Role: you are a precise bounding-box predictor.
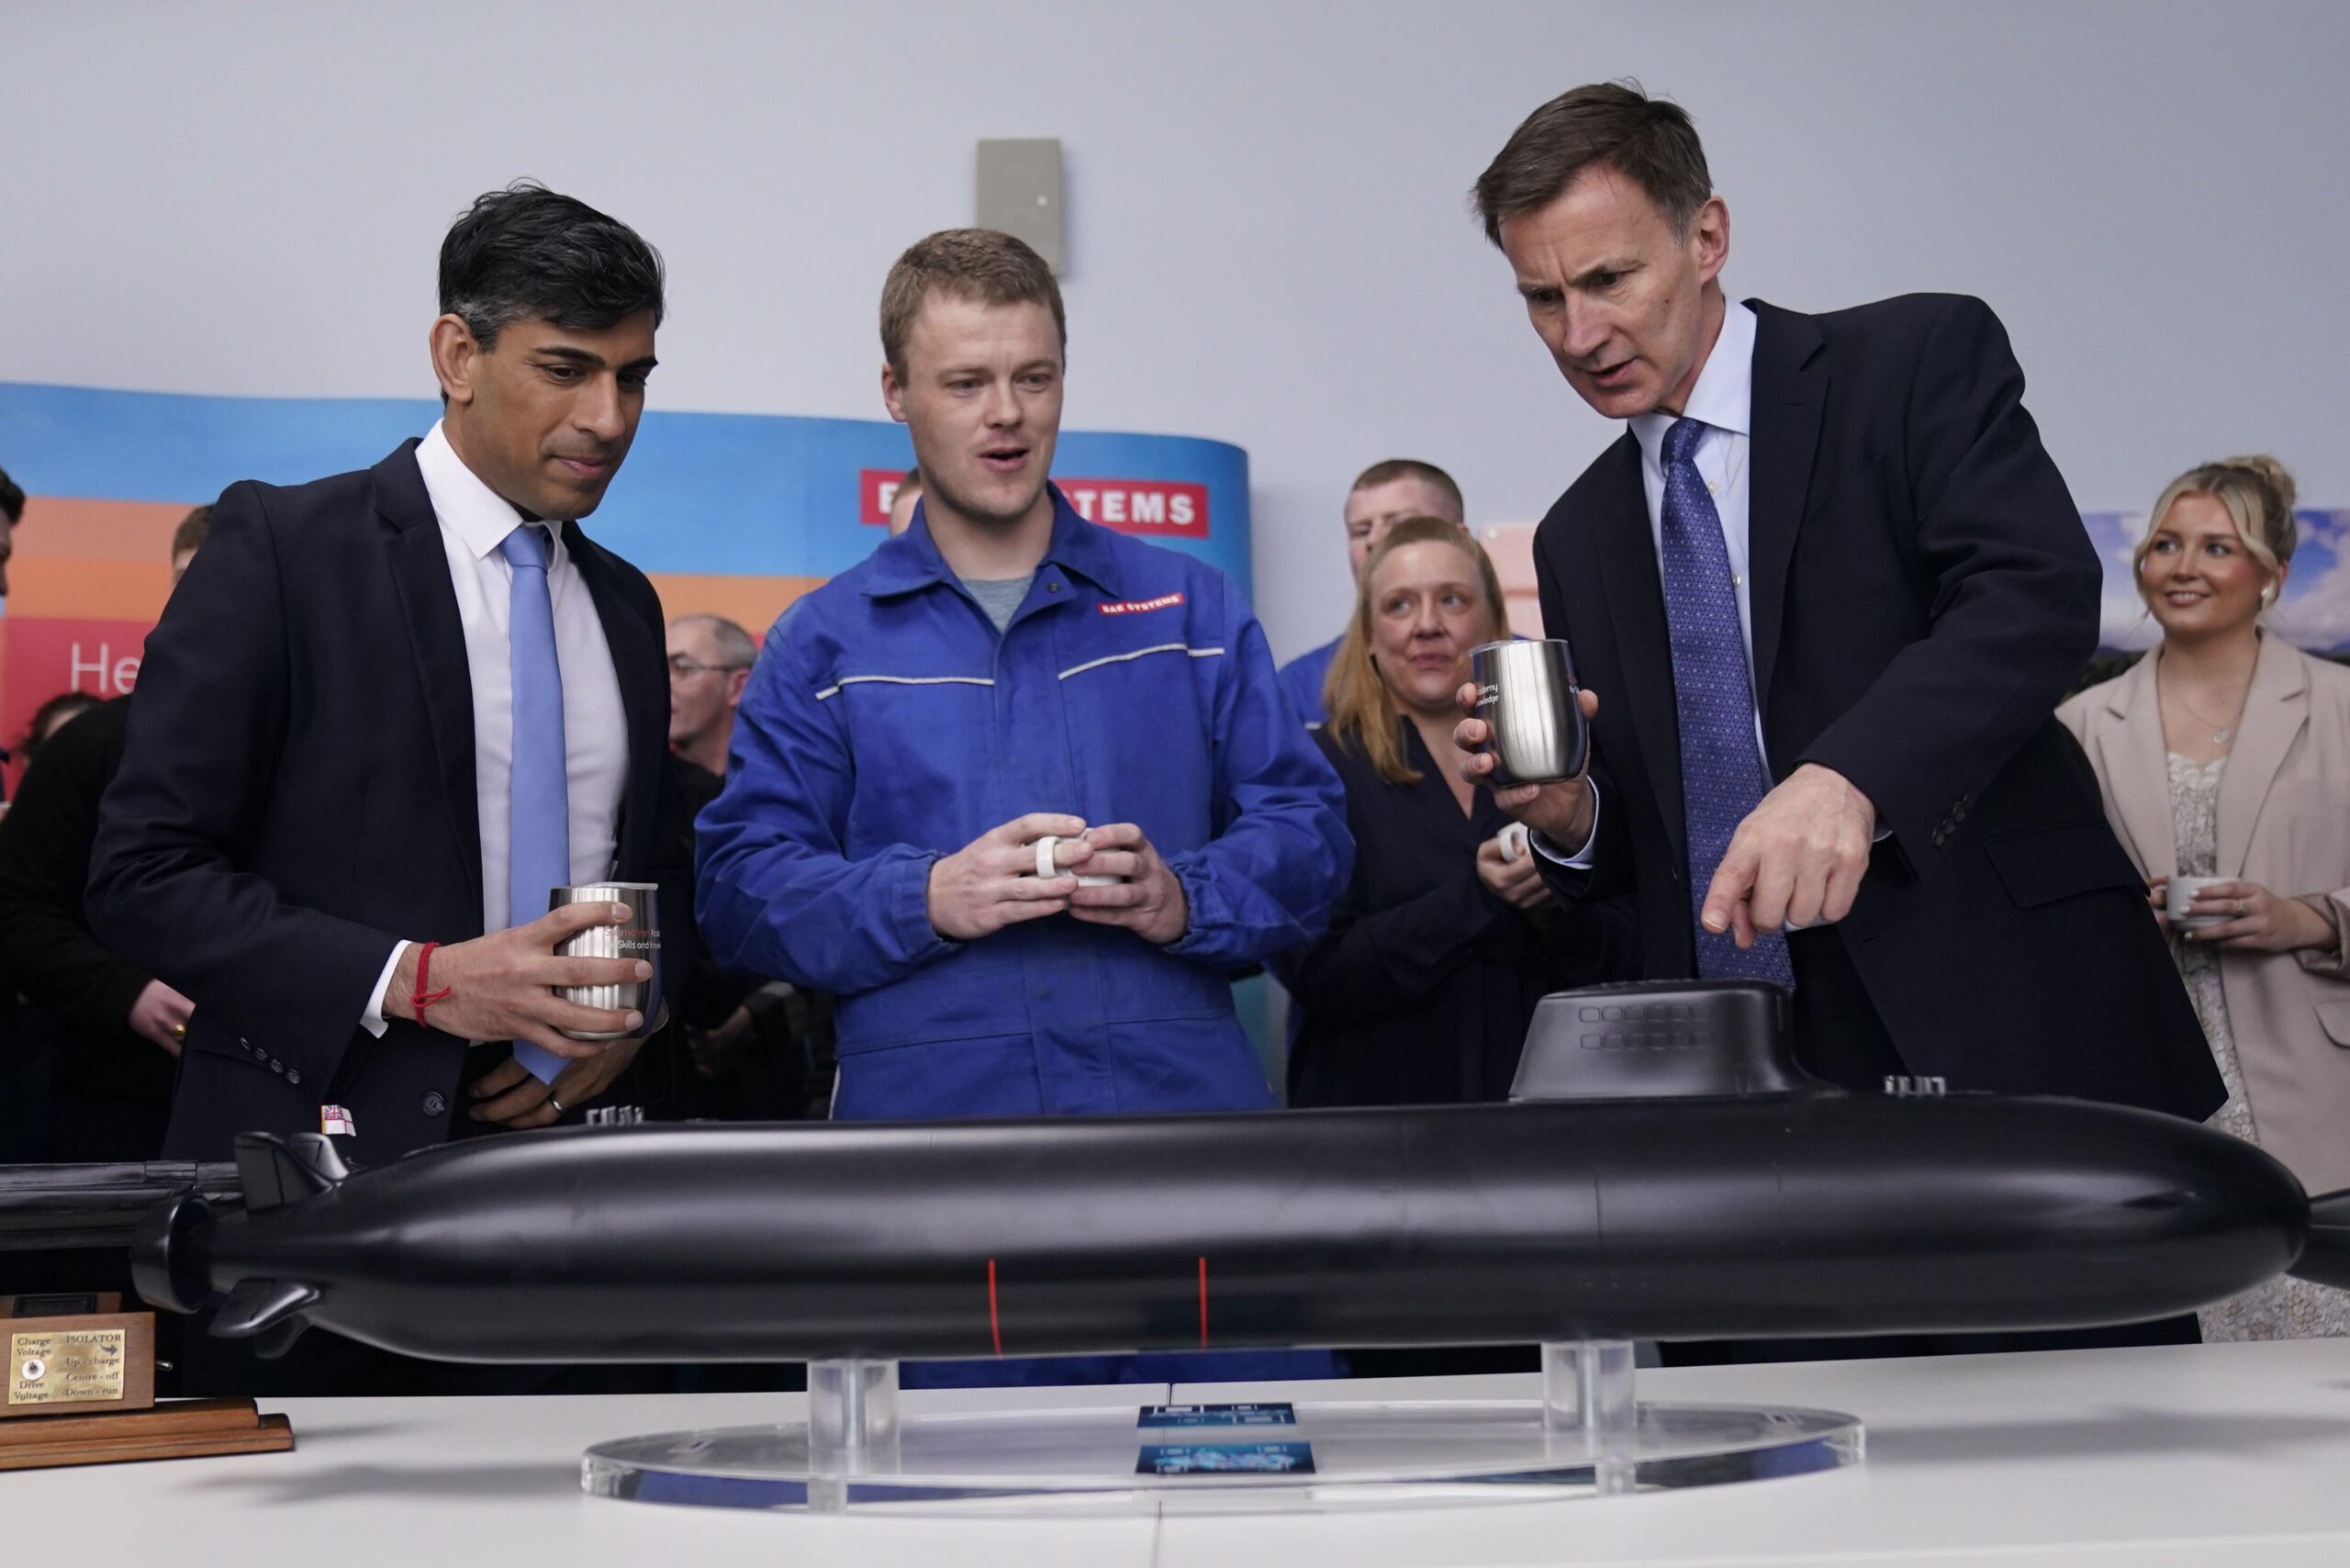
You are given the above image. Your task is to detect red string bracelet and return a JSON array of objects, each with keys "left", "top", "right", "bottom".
[{"left": 410, "top": 941, "right": 453, "bottom": 1020}]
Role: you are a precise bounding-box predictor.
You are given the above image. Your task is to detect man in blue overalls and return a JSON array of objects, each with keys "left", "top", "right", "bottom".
[{"left": 697, "top": 230, "right": 1352, "bottom": 1386}]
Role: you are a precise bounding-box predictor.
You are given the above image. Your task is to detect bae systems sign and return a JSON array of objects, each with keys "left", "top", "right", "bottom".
[{"left": 860, "top": 469, "right": 1208, "bottom": 538}]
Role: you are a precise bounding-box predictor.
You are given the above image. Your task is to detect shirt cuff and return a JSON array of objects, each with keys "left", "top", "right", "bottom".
[
  {"left": 361, "top": 941, "right": 410, "bottom": 1038},
  {"left": 1530, "top": 783, "right": 1601, "bottom": 869}
]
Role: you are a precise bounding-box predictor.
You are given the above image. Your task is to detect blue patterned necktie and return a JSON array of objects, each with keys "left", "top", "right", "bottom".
[
  {"left": 1658, "top": 418, "right": 1794, "bottom": 988},
  {"left": 501, "top": 523, "right": 571, "bottom": 1081}
]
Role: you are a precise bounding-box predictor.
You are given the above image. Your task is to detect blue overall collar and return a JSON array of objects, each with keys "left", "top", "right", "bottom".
[{"left": 864, "top": 484, "right": 1128, "bottom": 602}]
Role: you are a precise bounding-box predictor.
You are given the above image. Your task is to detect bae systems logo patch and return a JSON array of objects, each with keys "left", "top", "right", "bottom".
[
  {"left": 1098, "top": 592, "right": 1185, "bottom": 616},
  {"left": 860, "top": 471, "right": 1209, "bottom": 538}
]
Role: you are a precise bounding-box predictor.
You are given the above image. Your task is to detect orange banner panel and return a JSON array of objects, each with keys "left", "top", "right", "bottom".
[
  {"left": 10, "top": 558, "right": 173, "bottom": 622},
  {"left": 645, "top": 574, "right": 823, "bottom": 637},
  {"left": 16, "top": 498, "right": 198, "bottom": 563}
]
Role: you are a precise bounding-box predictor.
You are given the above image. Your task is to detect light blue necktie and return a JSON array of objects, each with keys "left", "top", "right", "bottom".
[
  {"left": 501, "top": 524, "right": 572, "bottom": 1082},
  {"left": 1658, "top": 419, "right": 1795, "bottom": 990}
]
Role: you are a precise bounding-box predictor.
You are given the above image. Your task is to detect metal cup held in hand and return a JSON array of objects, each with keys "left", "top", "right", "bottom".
[
  {"left": 1471, "top": 639, "right": 1588, "bottom": 788},
  {"left": 550, "top": 882, "right": 658, "bottom": 1040}
]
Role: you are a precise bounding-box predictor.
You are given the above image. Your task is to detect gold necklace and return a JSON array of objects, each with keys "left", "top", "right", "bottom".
[{"left": 2161, "top": 668, "right": 2243, "bottom": 747}]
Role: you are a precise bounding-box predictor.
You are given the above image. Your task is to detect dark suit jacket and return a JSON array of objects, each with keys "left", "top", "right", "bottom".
[
  {"left": 1536, "top": 294, "right": 2221, "bottom": 1118},
  {"left": 87, "top": 441, "right": 684, "bottom": 1163},
  {"left": 0, "top": 699, "right": 174, "bottom": 1123},
  {"left": 1280, "top": 723, "right": 1636, "bottom": 1107}
]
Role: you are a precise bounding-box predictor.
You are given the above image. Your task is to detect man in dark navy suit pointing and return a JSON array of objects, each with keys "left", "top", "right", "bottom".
[{"left": 1455, "top": 83, "right": 2219, "bottom": 1125}]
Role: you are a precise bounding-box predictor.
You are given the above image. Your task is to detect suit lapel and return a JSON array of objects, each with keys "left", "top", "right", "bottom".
[
  {"left": 2102, "top": 655, "right": 2177, "bottom": 881},
  {"left": 375, "top": 442, "right": 485, "bottom": 916},
  {"left": 1743, "top": 301, "right": 1827, "bottom": 720},
  {"left": 1588, "top": 431, "right": 1686, "bottom": 861},
  {"left": 2217, "top": 636, "right": 2309, "bottom": 878},
  {"left": 566, "top": 524, "right": 664, "bottom": 874}
]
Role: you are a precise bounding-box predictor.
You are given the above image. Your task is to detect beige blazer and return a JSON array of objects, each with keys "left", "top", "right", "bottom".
[{"left": 2058, "top": 636, "right": 2350, "bottom": 1193}]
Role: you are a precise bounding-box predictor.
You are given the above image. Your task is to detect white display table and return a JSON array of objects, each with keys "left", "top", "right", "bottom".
[{"left": 9, "top": 1339, "right": 2350, "bottom": 1566}]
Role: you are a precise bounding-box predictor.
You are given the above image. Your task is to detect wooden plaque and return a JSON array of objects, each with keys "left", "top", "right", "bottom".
[
  {"left": 4, "top": 1305, "right": 153, "bottom": 1419},
  {"left": 0, "top": 1293, "right": 294, "bottom": 1467}
]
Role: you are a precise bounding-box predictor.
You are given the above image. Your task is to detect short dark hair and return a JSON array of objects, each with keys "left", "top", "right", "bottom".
[
  {"left": 172, "top": 504, "right": 211, "bottom": 560},
  {"left": 439, "top": 182, "right": 666, "bottom": 352},
  {"left": 1350, "top": 459, "right": 1464, "bottom": 521},
  {"left": 880, "top": 229, "right": 1066, "bottom": 379},
  {"left": 0, "top": 465, "right": 23, "bottom": 525},
  {"left": 1473, "top": 82, "right": 1712, "bottom": 246},
  {"left": 18, "top": 690, "right": 99, "bottom": 766}
]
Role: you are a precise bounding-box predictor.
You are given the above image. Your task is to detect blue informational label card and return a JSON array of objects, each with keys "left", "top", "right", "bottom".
[
  {"left": 1137, "top": 1402, "right": 1298, "bottom": 1429},
  {"left": 1136, "top": 1441, "right": 1316, "bottom": 1475}
]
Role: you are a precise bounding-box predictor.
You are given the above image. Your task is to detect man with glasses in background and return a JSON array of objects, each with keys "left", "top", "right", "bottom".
[
  {"left": 666, "top": 613, "right": 756, "bottom": 778},
  {"left": 663, "top": 612, "right": 822, "bottom": 1120}
]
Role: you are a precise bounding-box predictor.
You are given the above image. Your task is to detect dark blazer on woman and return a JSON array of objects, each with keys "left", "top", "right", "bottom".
[{"left": 1280, "top": 723, "right": 1636, "bottom": 1106}]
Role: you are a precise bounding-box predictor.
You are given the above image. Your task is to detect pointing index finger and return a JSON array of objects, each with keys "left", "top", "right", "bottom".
[{"left": 1702, "top": 842, "right": 1760, "bottom": 935}]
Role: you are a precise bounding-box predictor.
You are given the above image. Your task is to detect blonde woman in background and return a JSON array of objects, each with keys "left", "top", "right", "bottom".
[
  {"left": 2058, "top": 455, "right": 2350, "bottom": 1340},
  {"left": 1277, "top": 517, "right": 1634, "bottom": 1109}
]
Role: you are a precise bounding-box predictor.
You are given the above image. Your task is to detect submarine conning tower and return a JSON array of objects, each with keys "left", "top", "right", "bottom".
[{"left": 1512, "top": 980, "right": 1819, "bottom": 1103}]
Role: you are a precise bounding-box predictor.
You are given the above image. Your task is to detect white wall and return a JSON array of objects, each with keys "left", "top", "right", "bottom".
[{"left": 6, "top": 0, "right": 2345, "bottom": 660}]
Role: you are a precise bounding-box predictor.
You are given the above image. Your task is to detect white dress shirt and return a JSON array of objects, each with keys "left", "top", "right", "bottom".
[{"left": 361, "top": 421, "right": 632, "bottom": 1033}]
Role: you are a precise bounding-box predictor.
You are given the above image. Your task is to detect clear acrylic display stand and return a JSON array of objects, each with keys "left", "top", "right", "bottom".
[{"left": 581, "top": 1341, "right": 1863, "bottom": 1513}]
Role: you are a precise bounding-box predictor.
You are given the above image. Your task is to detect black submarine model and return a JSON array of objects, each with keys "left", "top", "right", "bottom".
[{"left": 15, "top": 981, "right": 2346, "bottom": 1364}]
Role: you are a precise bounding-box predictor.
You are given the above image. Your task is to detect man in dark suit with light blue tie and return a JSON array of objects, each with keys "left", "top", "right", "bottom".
[
  {"left": 1455, "top": 84, "right": 2221, "bottom": 1126},
  {"left": 90, "top": 184, "right": 682, "bottom": 1199}
]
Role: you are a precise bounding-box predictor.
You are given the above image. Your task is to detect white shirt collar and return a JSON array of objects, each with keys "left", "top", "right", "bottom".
[
  {"left": 414, "top": 420, "right": 570, "bottom": 566},
  {"left": 1630, "top": 297, "right": 1758, "bottom": 464}
]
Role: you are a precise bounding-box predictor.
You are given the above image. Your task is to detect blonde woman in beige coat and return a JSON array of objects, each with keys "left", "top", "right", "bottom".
[{"left": 2059, "top": 455, "right": 2350, "bottom": 1341}]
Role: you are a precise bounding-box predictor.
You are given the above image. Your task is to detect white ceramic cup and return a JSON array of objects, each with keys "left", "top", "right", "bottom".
[
  {"left": 2167, "top": 875, "right": 2234, "bottom": 930},
  {"left": 1496, "top": 821, "right": 1531, "bottom": 863},
  {"left": 1035, "top": 834, "right": 1121, "bottom": 888}
]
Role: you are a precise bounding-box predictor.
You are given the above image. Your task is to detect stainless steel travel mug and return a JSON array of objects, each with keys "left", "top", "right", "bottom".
[
  {"left": 1471, "top": 639, "right": 1588, "bottom": 788},
  {"left": 550, "top": 882, "right": 659, "bottom": 1039}
]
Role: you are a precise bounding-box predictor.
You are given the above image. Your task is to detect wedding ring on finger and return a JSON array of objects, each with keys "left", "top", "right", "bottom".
[
  {"left": 546, "top": 1095, "right": 566, "bottom": 1117},
  {"left": 2238, "top": 899, "right": 2249, "bottom": 918}
]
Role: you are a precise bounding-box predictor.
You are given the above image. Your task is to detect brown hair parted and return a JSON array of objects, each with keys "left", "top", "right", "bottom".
[
  {"left": 1472, "top": 81, "right": 1713, "bottom": 246},
  {"left": 172, "top": 504, "right": 211, "bottom": 561},
  {"left": 2133, "top": 455, "right": 2300, "bottom": 595},
  {"left": 880, "top": 229, "right": 1067, "bottom": 379},
  {"left": 1324, "top": 516, "right": 1512, "bottom": 786},
  {"left": 1351, "top": 459, "right": 1465, "bottom": 522}
]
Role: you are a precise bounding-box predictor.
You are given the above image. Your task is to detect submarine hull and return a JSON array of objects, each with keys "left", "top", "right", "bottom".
[{"left": 134, "top": 1094, "right": 2306, "bottom": 1363}]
